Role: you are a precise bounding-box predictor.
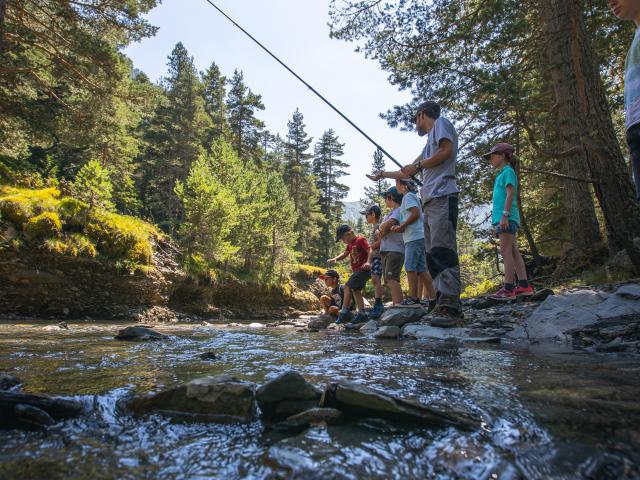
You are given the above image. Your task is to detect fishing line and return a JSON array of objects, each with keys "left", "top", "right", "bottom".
[{"left": 201, "top": 0, "right": 422, "bottom": 186}]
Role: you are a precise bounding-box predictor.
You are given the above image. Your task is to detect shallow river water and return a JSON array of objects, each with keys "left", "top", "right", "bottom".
[{"left": 1, "top": 321, "right": 639, "bottom": 479}]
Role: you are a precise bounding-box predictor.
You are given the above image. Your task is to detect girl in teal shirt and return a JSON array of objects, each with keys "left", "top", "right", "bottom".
[{"left": 484, "top": 143, "right": 533, "bottom": 300}]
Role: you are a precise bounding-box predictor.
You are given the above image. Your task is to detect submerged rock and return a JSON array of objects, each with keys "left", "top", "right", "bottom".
[
  {"left": 256, "top": 370, "right": 321, "bottom": 419},
  {"left": 114, "top": 326, "right": 168, "bottom": 341},
  {"left": 0, "top": 374, "right": 21, "bottom": 391},
  {"left": 199, "top": 351, "right": 218, "bottom": 360},
  {"left": 378, "top": 307, "right": 427, "bottom": 328},
  {"left": 373, "top": 326, "right": 402, "bottom": 339},
  {"left": 320, "top": 380, "right": 479, "bottom": 430},
  {"left": 307, "top": 314, "right": 334, "bottom": 330},
  {"left": 126, "top": 375, "right": 257, "bottom": 423},
  {"left": 0, "top": 391, "right": 84, "bottom": 430},
  {"left": 274, "top": 407, "right": 343, "bottom": 431},
  {"left": 402, "top": 324, "right": 471, "bottom": 341}
]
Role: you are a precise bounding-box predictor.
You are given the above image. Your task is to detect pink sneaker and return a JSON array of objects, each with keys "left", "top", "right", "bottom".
[
  {"left": 514, "top": 284, "right": 535, "bottom": 297},
  {"left": 490, "top": 287, "right": 516, "bottom": 301}
]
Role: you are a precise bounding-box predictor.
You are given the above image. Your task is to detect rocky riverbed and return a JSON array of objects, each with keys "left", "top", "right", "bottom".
[{"left": 1, "top": 300, "right": 640, "bottom": 479}]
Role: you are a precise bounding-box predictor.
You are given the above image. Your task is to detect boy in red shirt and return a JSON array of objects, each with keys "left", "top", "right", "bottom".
[{"left": 328, "top": 224, "right": 371, "bottom": 324}]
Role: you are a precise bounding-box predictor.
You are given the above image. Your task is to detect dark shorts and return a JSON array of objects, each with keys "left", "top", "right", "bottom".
[
  {"left": 494, "top": 221, "right": 519, "bottom": 236},
  {"left": 371, "top": 256, "right": 383, "bottom": 277},
  {"left": 626, "top": 123, "right": 640, "bottom": 200},
  {"left": 381, "top": 251, "right": 404, "bottom": 282},
  {"left": 345, "top": 270, "right": 371, "bottom": 291}
]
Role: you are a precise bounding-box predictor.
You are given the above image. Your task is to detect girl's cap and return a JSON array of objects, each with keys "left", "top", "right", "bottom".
[{"left": 483, "top": 143, "right": 514, "bottom": 159}]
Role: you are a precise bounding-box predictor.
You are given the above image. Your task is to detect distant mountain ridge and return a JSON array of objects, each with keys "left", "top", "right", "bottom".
[{"left": 342, "top": 200, "right": 364, "bottom": 224}]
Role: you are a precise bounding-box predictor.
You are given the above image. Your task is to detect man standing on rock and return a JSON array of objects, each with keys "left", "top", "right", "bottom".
[{"left": 367, "top": 101, "right": 462, "bottom": 327}]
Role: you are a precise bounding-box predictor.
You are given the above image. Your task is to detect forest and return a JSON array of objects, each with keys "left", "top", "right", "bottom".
[{"left": 1, "top": 0, "right": 639, "bottom": 292}]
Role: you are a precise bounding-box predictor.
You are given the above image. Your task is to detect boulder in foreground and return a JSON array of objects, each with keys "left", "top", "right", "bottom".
[
  {"left": 115, "top": 326, "right": 169, "bottom": 341},
  {"left": 0, "top": 391, "right": 84, "bottom": 429},
  {"left": 256, "top": 370, "right": 321, "bottom": 419},
  {"left": 378, "top": 307, "right": 427, "bottom": 328},
  {"left": 320, "top": 380, "right": 479, "bottom": 430},
  {"left": 126, "top": 375, "right": 257, "bottom": 423}
]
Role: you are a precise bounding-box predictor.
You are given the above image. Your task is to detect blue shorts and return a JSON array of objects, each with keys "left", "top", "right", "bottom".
[
  {"left": 494, "top": 221, "right": 519, "bottom": 236},
  {"left": 404, "top": 239, "right": 426, "bottom": 273},
  {"left": 371, "top": 256, "right": 382, "bottom": 277}
]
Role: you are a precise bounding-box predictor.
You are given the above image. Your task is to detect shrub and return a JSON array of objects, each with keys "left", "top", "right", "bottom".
[
  {"left": 59, "top": 197, "right": 90, "bottom": 226},
  {"left": 24, "top": 212, "right": 62, "bottom": 240},
  {"left": 44, "top": 234, "right": 97, "bottom": 258},
  {"left": 72, "top": 160, "right": 114, "bottom": 210},
  {"left": 0, "top": 186, "right": 60, "bottom": 225},
  {"left": 85, "top": 211, "right": 158, "bottom": 265}
]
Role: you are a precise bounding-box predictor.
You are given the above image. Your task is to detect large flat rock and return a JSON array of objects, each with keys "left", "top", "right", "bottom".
[
  {"left": 378, "top": 307, "right": 427, "bottom": 327},
  {"left": 402, "top": 324, "right": 471, "bottom": 340}
]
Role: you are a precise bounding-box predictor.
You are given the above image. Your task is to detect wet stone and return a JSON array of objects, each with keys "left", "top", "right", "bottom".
[
  {"left": 307, "top": 314, "right": 334, "bottom": 330},
  {"left": 373, "top": 326, "right": 402, "bottom": 339},
  {"left": 274, "top": 408, "right": 343, "bottom": 431},
  {"left": 378, "top": 307, "right": 427, "bottom": 328},
  {"left": 0, "top": 374, "right": 21, "bottom": 392},
  {"left": 256, "top": 370, "right": 321, "bottom": 420},
  {"left": 0, "top": 391, "right": 84, "bottom": 430},
  {"left": 115, "top": 326, "right": 168, "bottom": 341}
]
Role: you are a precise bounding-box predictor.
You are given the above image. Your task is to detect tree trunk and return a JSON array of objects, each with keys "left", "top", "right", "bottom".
[
  {"left": 0, "top": 0, "right": 6, "bottom": 55},
  {"left": 539, "top": 0, "right": 640, "bottom": 272}
]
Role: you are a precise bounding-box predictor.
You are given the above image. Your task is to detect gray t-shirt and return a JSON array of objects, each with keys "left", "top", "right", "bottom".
[
  {"left": 380, "top": 208, "right": 404, "bottom": 254},
  {"left": 420, "top": 116, "right": 459, "bottom": 201},
  {"left": 400, "top": 192, "right": 424, "bottom": 243},
  {"left": 369, "top": 222, "right": 381, "bottom": 258}
]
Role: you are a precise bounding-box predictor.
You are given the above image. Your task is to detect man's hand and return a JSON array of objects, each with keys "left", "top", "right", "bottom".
[
  {"left": 361, "top": 262, "right": 371, "bottom": 271},
  {"left": 391, "top": 224, "right": 405, "bottom": 233},
  {"left": 499, "top": 216, "right": 510, "bottom": 231},
  {"left": 366, "top": 172, "right": 383, "bottom": 182},
  {"left": 401, "top": 163, "right": 417, "bottom": 176},
  {"left": 327, "top": 257, "right": 336, "bottom": 265}
]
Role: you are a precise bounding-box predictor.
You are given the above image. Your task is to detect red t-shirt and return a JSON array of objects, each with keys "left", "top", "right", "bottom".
[{"left": 346, "top": 236, "right": 370, "bottom": 272}]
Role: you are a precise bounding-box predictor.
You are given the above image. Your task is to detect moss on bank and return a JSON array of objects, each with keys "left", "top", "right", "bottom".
[{"left": 0, "top": 185, "right": 160, "bottom": 267}]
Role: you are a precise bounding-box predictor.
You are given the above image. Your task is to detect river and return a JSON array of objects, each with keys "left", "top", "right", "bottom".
[{"left": 1, "top": 321, "right": 639, "bottom": 479}]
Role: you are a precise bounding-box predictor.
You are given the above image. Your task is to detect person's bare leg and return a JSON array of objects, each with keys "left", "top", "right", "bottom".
[
  {"left": 499, "top": 233, "right": 516, "bottom": 284},
  {"left": 511, "top": 237, "right": 528, "bottom": 281},
  {"left": 372, "top": 274, "right": 383, "bottom": 299},
  {"left": 418, "top": 271, "right": 436, "bottom": 299},
  {"left": 320, "top": 295, "right": 332, "bottom": 314},
  {"left": 352, "top": 290, "right": 365, "bottom": 312},
  {"left": 342, "top": 286, "right": 353, "bottom": 312},
  {"left": 328, "top": 305, "right": 340, "bottom": 316},
  {"left": 406, "top": 271, "right": 418, "bottom": 299},
  {"left": 388, "top": 279, "right": 403, "bottom": 304}
]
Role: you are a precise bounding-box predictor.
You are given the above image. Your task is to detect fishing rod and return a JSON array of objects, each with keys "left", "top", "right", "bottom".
[{"left": 202, "top": 0, "right": 422, "bottom": 186}]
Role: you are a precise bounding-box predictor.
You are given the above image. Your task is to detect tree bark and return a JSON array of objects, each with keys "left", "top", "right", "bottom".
[
  {"left": 0, "top": 0, "right": 6, "bottom": 55},
  {"left": 539, "top": 0, "right": 640, "bottom": 272}
]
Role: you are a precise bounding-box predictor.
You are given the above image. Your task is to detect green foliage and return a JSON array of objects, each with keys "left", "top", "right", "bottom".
[
  {"left": 59, "top": 198, "right": 91, "bottom": 226},
  {"left": 44, "top": 234, "right": 97, "bottom": 258},
  {"left": 362, "top": 149, "right": 391, "bottom": 207},
  {"left": 226, "top": 69, "right": 266, "bottom": 162},
  {"left": 72, "top": 160, "right": 114, "bottom": 210},
  {"left": 24, "top": 212, "right": 63, "bottom": 241},
  {"left": 0, "top": 186, "right": 60, "bottom": 224},
  {"left": 85, "top": 211, "right": 158, "bottom": 265}
]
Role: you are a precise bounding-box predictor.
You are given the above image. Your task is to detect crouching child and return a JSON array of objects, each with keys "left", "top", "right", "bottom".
[
  {"left": 328, "top": 224, "right": 371, "bottom": 324},
  {"left": 318, "top": 269, "right": 351, "bottom": 317}
]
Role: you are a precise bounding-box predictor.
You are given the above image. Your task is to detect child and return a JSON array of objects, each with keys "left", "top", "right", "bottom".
[
  {"left": 318, "top": 269, "right": 350, "bottom": 317},
  {"left": 390, "top": 179, "right": 436, "bottom": 307},
  {"left": 610, "top": 0, "right": 640, "bottom": 199},
  {"left": 376, "top": 187, "right": 405, "bottom": 305},
  {"left": 484, "top": 143, "right": 534, "bottom": 300},
  {"left": 328, "top": 224, "right": 371, "bottom": 324},
  {"left": 361, "top": 204, "right": 384, "bottom": 318}
]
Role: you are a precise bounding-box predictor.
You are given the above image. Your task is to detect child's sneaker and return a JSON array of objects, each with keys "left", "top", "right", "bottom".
[
  {"left": 490, "top": 287, "right": 516, "bottom": 301},
  {"left": 420, "top": 298, "right": 437, "bottom": 313},
  {"left": 369, "top": 303, "right": 384, "bottom": 319},
  {"left": 514, "top": 284, "right": 535, "bottom": 297},
  {"left": 335, "top": 310, "right": 353, "bottom": 325},
  {"left": 397, "top": 298, "right": 421, "bottom": 308}
]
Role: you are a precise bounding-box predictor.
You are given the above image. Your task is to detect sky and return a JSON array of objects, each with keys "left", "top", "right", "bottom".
[{"left": 124, "top": 0, "right": 425, "bottom": 202}]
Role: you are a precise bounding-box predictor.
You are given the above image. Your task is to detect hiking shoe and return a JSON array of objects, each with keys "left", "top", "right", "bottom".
[
  {"left": 514, "top": 284, "right": 535, "bottom": 297},
  {"left": 335, "top": 310, "right": 353, "bottom": 325},
  {"left": 369, "top": 303, "right": 384, "bottom": 319},
  {"left": 397, "top": 298, "right": 421, "bottom": 308},
  {"left": 353, "top": 312, "right": 369, "bottom": 324},
  {"left": 420, "top": 298, "right": 437, "bottom": 313},
  {"left": 429, "top": 306, "right": 464, "bottom": 328},
  {"left": 490, "top": 287, "right": 516, "bottom": 301}
]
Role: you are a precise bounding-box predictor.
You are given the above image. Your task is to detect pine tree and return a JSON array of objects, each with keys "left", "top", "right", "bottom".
[
  {"left": 283, "top": 109, "right": 322, "bottom": 259},
  {"left": 226, "top": 69, "right": 266, "bottom": 163},
  {"left": 362, "top": 149, "right": 390, "bottom": 207},
  {"left": 201, "top": 61, "right": 229, "bottom": 147},
  {"left": 313, "top": 129, "right": 350, "bottom": 261},
  {"left": 139, "top": 42, "right": 210, "bottom": 234},
  {"left": 72, "top": 160, "right": 114, "bottom": 211}
]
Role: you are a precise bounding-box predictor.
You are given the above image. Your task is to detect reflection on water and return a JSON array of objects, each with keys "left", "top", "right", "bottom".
[{"left": 0, "top": 321, "right": 639, "bottom": 479}]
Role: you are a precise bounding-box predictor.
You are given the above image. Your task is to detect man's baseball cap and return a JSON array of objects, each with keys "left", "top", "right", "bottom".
[
  {"left": 335, "top": 224, "right": 352, "bottom": 242},
  {"left": 360, "top": 204, "right": 382, "bottom": 217},
  {"left": 319, "top": 269, "right": 340, "bottom": 281},
  {"left": 483, "top": 143, "right": 515, "bottom": 159},
  {"left": 384, "top": 186, "right": 403, "bottom": 204}
]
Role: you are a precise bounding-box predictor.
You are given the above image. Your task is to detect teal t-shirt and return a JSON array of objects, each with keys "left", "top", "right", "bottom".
[
  {"left": 492, "top": 165, "right": 520, "bottom": 226},
  {"left": 625, "top": 27, "right": 640, "bottom": 131}
]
